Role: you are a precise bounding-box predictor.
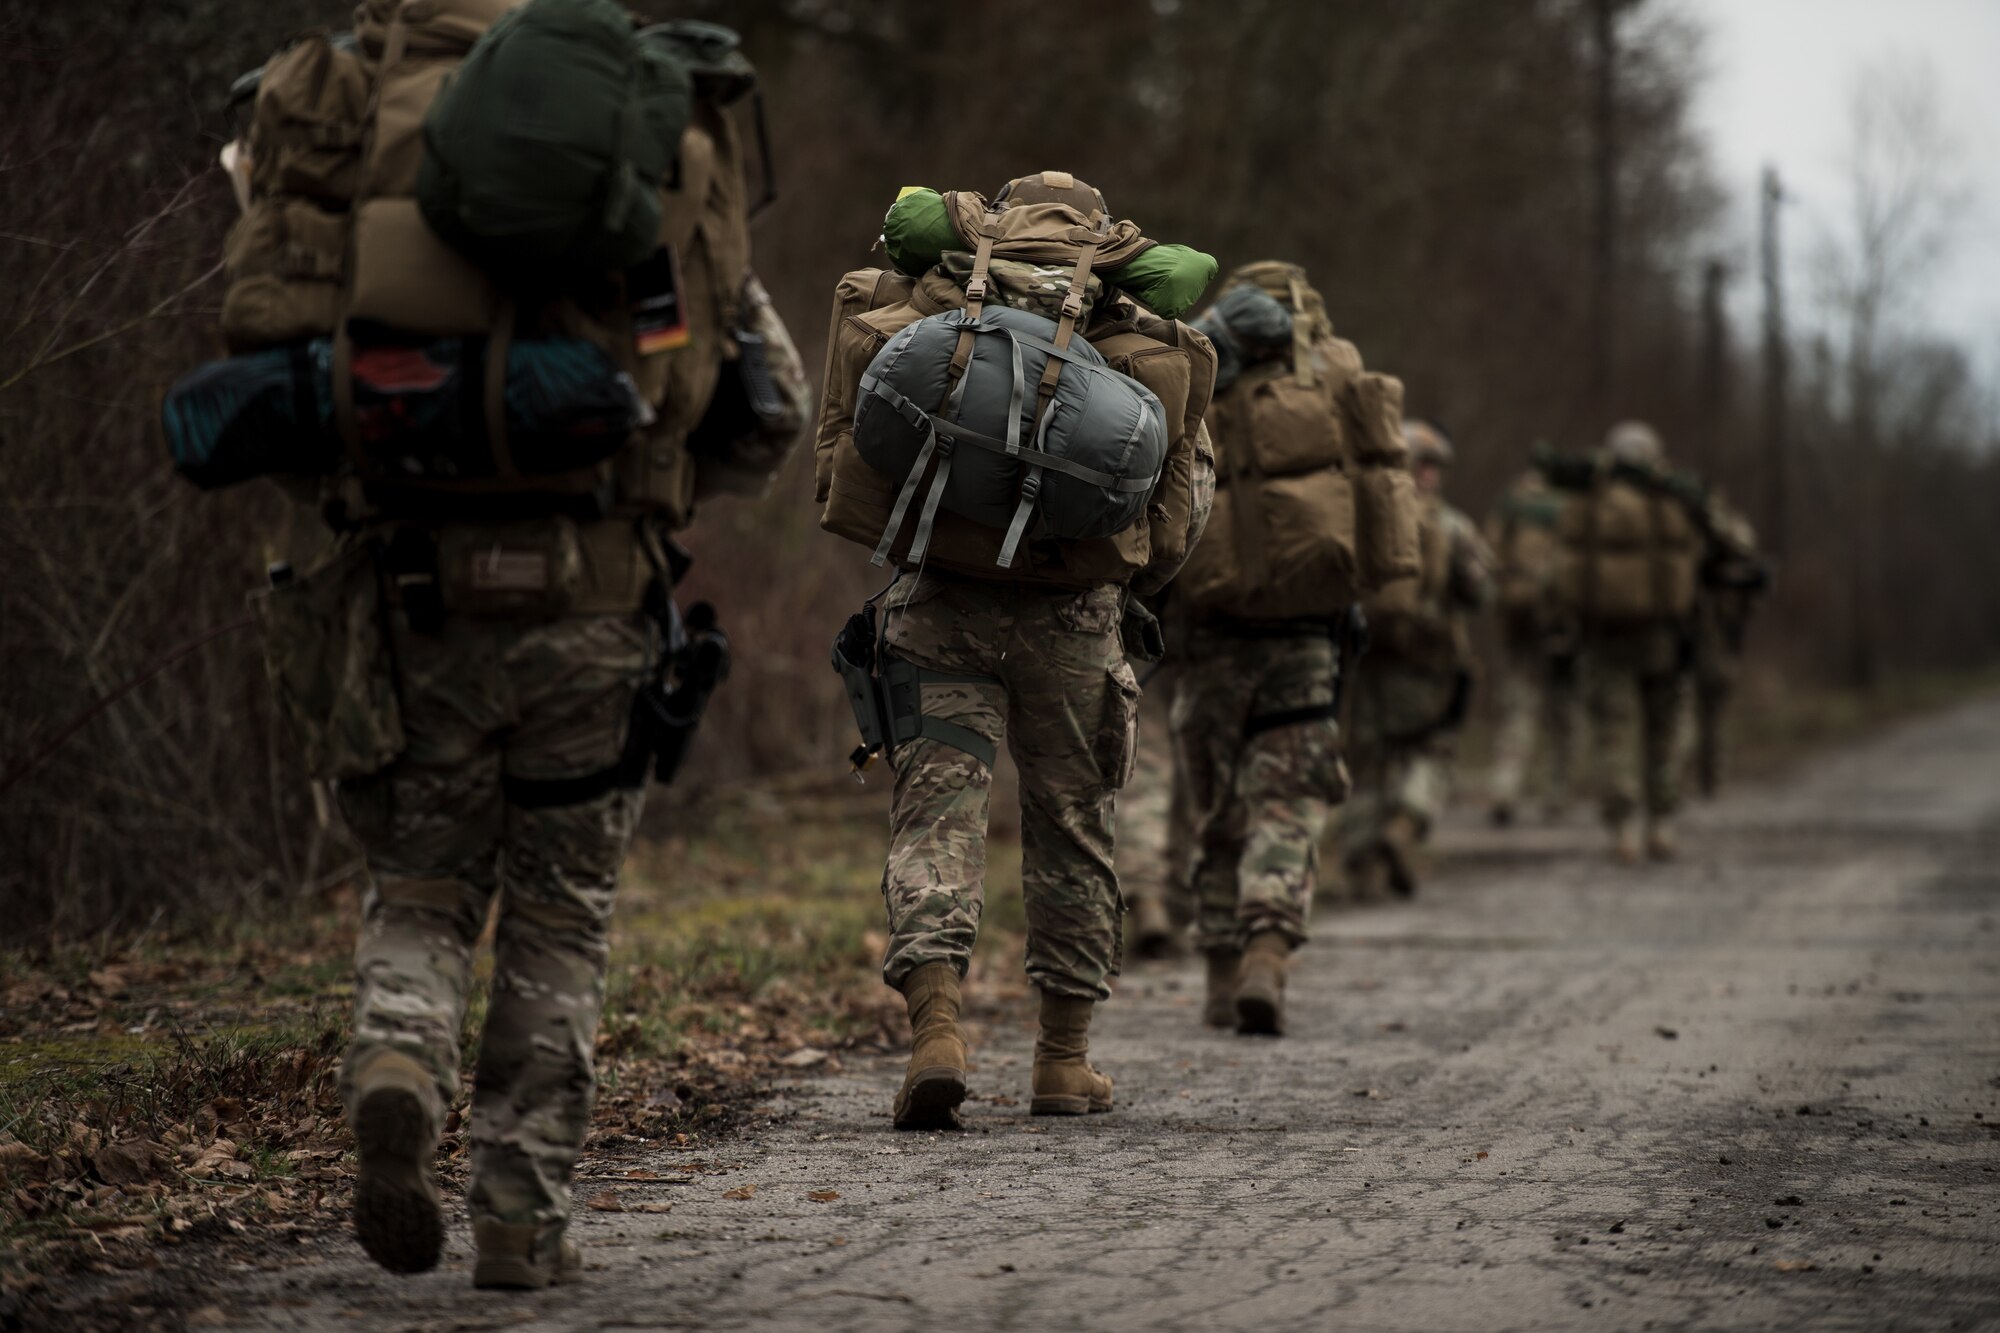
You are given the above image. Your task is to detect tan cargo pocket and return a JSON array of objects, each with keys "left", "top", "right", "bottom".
[
  {"left": 1094, "top": 660, "right": 1142, "bottom": 791},
  {"left": 221, "top": 199, "right": 348, "bottom": 350},
  {"left": 248, "top": 37, "right": 368, "bottom": 205},
  {"left": 1246, "top": 376, "right": 1342, "bottom": 474},
  {"left": 435, "top": 517, "right": 586, "bottom": 618},
  {"left": 253, "top": 539, "right": 406, "bottom": 781}
]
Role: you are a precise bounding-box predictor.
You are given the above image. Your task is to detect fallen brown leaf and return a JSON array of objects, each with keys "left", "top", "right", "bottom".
[
  {"left": 92, "top": 1140, "right": 164, "bottom": 1187},
  {"left": 722, "top": 1183, "right": 758, "bottom": 1201},
  {"left": 1773, "top": 1259, "right": 1817, "bottom": 1273},
  {"left": 634, "top": 1201, "right": 673, "bottom": 1214},
  {"left": 584, "top": 1190, "right": 624, "bottom": 1213},
  {"left": 807, "top": 1190, "right": 840, "bottom": 1203}
]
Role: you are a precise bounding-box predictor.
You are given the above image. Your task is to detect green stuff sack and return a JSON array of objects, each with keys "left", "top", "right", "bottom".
[
  {"left": 418, "top": 0, "right": 692, "bottom": 273},
  {"left": 880, "top": 188, "right": 1216, "bottom": 319}
]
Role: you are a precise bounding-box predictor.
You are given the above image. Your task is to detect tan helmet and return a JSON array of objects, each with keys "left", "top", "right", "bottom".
[
  {"left": 994, "top": 170, "right": 1108, "bottom": 220},
  {"left": 1604, "top": 420, "right": 1664, "bottom": 464},
  {"left": 1403, "top": 419, "right": 1454, "bottom": 468}
]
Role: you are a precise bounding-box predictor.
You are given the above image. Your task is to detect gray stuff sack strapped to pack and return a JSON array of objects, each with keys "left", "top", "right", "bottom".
[{"left": 851, "top": 304, "right": 1168, "bottom": 569}]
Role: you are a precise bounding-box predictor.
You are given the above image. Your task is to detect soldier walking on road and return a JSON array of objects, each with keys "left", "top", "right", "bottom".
[
  {"left": 815, "top": 173, "right": 1219, "bottom": 1122},
  {"left": 1169, "top": 263, "right": 1423, "bottom": 1034},
  {"left": 204, "top": 13, "right": 805, "bottom": 1288},
  {"left": 1540, "top": 422, "right": 1711, "bottom": 863},
  {"left": 1340, "top": 422, "right": 1494, "bottom": 899},
  {"left": 1484, "top": 465, "right": 1579, "bottom": 826}
]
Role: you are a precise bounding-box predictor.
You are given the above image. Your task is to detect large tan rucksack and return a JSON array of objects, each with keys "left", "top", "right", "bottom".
[
  {"left": 221, "top": 4, "right": 797, "bottom": 529},
  {"left": 813, "top": 192, "right": 1215, "bottom": 589},
  {"left": 1558, "top": 471, "right": 1699, "bottom": 625},
  {"left": 1174, "top": 264, "right": 1419, "bottom": 620}
]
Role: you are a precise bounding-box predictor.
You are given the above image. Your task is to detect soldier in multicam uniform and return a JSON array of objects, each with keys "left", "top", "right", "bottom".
[
  {"left": 1484, "top": 466, "right": 1579, "bottom": 826},
  {"left": 1340, "top": 422, "right": 1494, "bottom": 899},
  {"left": 814, "top": 172, "right": 1219, "bottom": 1125},
  {"left": 1540, "top": 421, "right": 1709, "bottom": 863},
  {"left": 1166, "top": 263, "right": 1421, "bottom": 1036},
  {"left": 228, "top": 20, "right": 810, "bottom": 1289}
]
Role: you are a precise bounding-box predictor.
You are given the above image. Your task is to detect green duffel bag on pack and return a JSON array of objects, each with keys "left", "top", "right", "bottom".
[{"left": 418, "top": 0, "right": 693, "bottom": 273}]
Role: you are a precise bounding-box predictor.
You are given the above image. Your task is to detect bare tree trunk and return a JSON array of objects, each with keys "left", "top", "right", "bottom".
[
  {"left": 1759, "top": 166, "right": 1788, "bottom": 557},
  {"left": 1587, "top": 0, "right": 1620, "bottom": 417}
]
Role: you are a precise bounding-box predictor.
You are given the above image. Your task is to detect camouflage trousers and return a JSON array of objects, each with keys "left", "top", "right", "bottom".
[
  {"left": 1580, "top": 623, "right": 1688, "bottom": 823},
  {"left": 1487, "top": 626, "right": 1577, "bottom": 813},
  {"left": 879, "top": 572, "right": 1137, "bottom": 1001},
  {"left": 337, "top": 609, "right": 652, "bottom": 1233},
  {"left": 1170, "top": 628, "right": 1343, "bottom": 953},
  {"left": 1340, "top": 662, "right": 1464, "bottom": 862}
]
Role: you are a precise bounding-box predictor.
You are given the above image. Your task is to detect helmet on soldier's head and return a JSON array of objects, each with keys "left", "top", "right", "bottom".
[
  {"left": 1605, "top": 420, "right": 1664, "bottom": 464},
  {"left": 1404, "top": 420, "right": 1455, "bottom": 469},
  {"left": 994, "top": 170, "right": 1108, "bottom": 220}
]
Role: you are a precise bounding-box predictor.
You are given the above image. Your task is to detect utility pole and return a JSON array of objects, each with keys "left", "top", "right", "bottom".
[
  {"left": 1698, "top": 258, "right": 1729, "bottom": 476},
  {"left": 1587, "top": 0, "right": 1620, "bottom": 419},
  {"left": 1759, "top": 166, "right": 1788, "bottom": 556}
]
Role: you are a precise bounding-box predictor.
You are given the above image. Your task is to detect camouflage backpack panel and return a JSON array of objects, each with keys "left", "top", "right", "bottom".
[{"left": 939, "top": 252, "right": 1106, "bottom": 327}]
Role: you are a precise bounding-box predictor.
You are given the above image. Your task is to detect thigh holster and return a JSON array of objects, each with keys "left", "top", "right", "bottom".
[{"left": 833, "top": 605, "right": 997, "bottom": 774}]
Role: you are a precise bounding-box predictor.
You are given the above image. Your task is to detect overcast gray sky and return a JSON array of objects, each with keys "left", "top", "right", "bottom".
[{"left": 1681, "top": 0, "right": 2000, "bottom": 371}]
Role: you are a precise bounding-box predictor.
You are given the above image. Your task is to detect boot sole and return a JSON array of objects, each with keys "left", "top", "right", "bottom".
[
  {"left": 352, "top": 1086, "right": 443, "bottom": 1276},
  {"left": 1235, "top": 990, "right": 1285, "bottom": 1036},
  {"left": 1029, "top": 1094, "right": 1113, "bottom": 1116},
  {"left": 892, "top": 1066, "right": 966, "bottom": 1131}
]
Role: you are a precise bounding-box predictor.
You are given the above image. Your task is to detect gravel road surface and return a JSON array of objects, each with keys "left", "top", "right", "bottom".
[{"left": 227, "top": 697, "right": 2000, "bottom": 1331}]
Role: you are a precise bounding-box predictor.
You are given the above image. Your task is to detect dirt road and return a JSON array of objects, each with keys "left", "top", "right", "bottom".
[{"left": 231, "top": 699, "right": 2000, "bottom": 1331}]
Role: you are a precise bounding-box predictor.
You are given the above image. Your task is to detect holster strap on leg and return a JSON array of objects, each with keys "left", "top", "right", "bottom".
[{"left": 883, "top": 657, "right": 999, "bottom": 768}]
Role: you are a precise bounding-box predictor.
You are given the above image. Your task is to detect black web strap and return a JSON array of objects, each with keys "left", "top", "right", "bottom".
[{"left": 1243, "top": 701, "right": 1338, "bottom": 741}]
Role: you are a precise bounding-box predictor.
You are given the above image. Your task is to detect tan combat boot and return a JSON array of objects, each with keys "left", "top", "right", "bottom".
[
  {"left": 1645, "top": 818, "right": 1677, "bottom": 862},
  {"left": 892, "top": 962, "right": 967, "bottom": 1131},
  {"left": 1201, "top": 950, "right": 1240, "bottom": 1028},
  {"left": 1234, "top": 932, "right": 1290, "bottom": 1036},
  {"left": 348, "top": 1048, "right": 445, "bottom": 1275},
  {"left": 1029, "top": 991, "right": 1113, "bottom": 1116},
  {"left": 1381, "top": 812, "right": 1423, "bottom": 898},
  {"left": 472, "top": 1219, "right": 582, "bottom": 1290},
  {"left": 1611, "top": 817, "right": 1642, "bottom": 866}
]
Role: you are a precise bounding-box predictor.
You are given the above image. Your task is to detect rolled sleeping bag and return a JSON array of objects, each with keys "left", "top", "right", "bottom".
[{"left": 164, "top": 336, "right": 646, "bottom": 489}]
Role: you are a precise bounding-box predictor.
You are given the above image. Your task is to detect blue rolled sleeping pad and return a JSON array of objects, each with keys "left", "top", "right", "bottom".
[{"left": 163, "top": 336, "right": 646, "bottom": 489}]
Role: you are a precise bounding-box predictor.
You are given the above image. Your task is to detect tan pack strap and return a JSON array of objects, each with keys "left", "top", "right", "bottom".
[
  {"left": 1290, "top": 275, "right": 1315, "bottom": 387},
  {"left": 484, "top": 298, "right": 518, "bottom": 479},
  {"left": 330, "top": 6, "right": 407, "bottom": 479},
  {"left": 331, "top": 323, "right": 368, "bottom": 473},
  {"left": 355, "top": 9, "right": 411, "bottom": 202},
  {"left": 944, "top": 214, "right": 1004, "bottom": 397}
]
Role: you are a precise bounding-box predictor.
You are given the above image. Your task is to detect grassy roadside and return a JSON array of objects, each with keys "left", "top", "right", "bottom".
[{"left": 0, "top": 781, "right": 1030, "bottom": 1308}]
